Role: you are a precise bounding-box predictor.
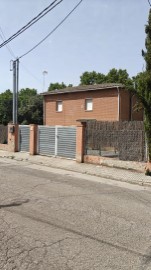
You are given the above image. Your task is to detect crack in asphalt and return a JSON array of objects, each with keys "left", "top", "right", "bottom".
[
  {"left": 0, "top": 199, "right": 29, "bottom": 209},
  {"left": 6, "top": 207, "right": 151, "bottom": 261}
]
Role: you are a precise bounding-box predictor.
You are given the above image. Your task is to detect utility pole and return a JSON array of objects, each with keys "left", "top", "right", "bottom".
[
  {"left": 16, "top": 58, "right": 19, "bottom": 124},
  {"left": 12, "top": 58, "right": 19, "bottom": 124},
  {"left": 12, "top": 60, "right": 16, "bottom": 124}
]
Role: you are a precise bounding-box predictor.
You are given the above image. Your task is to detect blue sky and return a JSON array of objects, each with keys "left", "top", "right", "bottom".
[{"left": 0, "top": 0, "right": 149, "bottom": 93}]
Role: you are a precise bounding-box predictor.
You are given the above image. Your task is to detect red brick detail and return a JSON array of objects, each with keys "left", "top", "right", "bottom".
[
  {"left": 84, "top": 155, "right": 101, "bottom": 165},
  {"left": 30, "top": 124, "right": 37, "bottom": 155},
  {"left": 119, "top": 90, "right": 131, "bottom": 121},
  {"left": 44, "top": 88, "right": 143, "bottom": 126},
  {"left": 84, "top": 155, "right": 109, "bottom": 165},
  {"left": 76, "top": 122, "right": 85, "bottom": 163},
  {"left": 44, "top": 89, "right": 119, "bottom": 126}
]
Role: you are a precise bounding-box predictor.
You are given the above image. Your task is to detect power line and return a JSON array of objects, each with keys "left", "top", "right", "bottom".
[
  {"left": 0, "top": 26, "right": 16, "bottom": 58},
  {"left": 0, "top": 26, "right": 41, "bottom": 84},
  {"left": 0, "top": 0, "right": 62, "bottom": 49},
  {"left": 19, "top": 0, "right": 83, "bottom": 59},
  {"left": 0, "top": 0, "right": 63, "bottom": 49}
]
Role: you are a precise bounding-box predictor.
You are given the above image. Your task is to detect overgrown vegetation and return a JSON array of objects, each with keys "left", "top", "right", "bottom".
[
  {"left": 131, "top": 9, "right": 151, "bottom": 163},
  {"left": 0, "top": 88, "right": 43, "bottom": 125},
  {"left": 80, "top": 69, "right": 134, "bottom": 91}
]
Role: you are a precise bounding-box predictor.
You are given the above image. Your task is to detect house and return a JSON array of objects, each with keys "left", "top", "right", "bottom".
[{"left": 41, "top": 83, "right": 143, "bottom": 126}]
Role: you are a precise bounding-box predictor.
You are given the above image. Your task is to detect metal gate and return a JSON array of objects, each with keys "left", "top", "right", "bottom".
[
  {"left": 38, "top": 126, "right": 55, "bottom": 156},
  {"left": 38, "top": 126, "right": 76, "bottom": 159},
  {"left": 19, "top": 125, "right": 30, "bottom": 152},
  {"left": 57, "top": 127, "right": 76, "bottom": 159}
]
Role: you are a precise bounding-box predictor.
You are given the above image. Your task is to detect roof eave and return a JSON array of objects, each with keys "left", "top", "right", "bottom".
[{"left": 41, "top": 85, "right": 124, "bottom": 96}]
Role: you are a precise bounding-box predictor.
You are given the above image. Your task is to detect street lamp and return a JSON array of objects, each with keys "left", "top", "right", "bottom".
[{"left": 42, "top": 70, "right": 48, "bottom": 91}]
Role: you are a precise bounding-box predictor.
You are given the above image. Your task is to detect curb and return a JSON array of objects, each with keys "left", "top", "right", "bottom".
[
  {"left": 0, "top": 155, "right": 150, "bottom": 188},
  {"left": 100, "top": 162, "right": 145, "bottom": 173}
]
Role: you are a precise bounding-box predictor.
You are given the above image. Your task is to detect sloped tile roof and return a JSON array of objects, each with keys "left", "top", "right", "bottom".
[{"left": 41, "top": 83, "right": 124, "bottom": 96}]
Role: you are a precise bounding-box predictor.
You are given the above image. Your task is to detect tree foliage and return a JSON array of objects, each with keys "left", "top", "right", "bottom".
[
  {"left": 106, "top": 69, "right": 133, "bottom": 90},
  {"left": 0, "top": 88, "right": 43, "bottom": 125},
  {"left": 48, "top": 82, "right": 66, "bottom": 91},
  {"left": 18, "top": 88, "right": 43, "bottom": 125},
  {"left": 80, "top": 71, "right": 106, "bottom": 85},
  {"left": 0, "top": 89, "right": 13, "bottom": 125},
  {"left": 48, "top": 82, "right": 73, "bottom": 91},
  {"left": 80, "top": 69, "right": 134, "bottom": 90},
  {"left": 132, "top": 9, "right": 151, "bottom": 162}
]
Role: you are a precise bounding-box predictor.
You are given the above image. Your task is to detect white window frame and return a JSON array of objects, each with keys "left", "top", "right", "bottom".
[
  {"left": 85, "top": 98, "right": 93, "bottom": 111},
  {"left": 56, "top": 100, "right": 63, "bottom": 112}
]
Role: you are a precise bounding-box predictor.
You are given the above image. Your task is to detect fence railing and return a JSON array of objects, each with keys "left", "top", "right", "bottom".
[{"left": 85, "top": 121, "right": 146, "bottom": 162}]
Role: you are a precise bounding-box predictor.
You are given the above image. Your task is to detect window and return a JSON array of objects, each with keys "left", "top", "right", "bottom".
[
  {"left": 56, "top": 101, "right": 62, "bottom": 112},
  {"left": 85, "top": 98, "right": 93, "bottom": 111}
]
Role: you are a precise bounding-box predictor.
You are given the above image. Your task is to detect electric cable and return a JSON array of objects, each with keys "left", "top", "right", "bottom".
[
  {"left": 0, "top": 0, "right": 63, "bottom": 48},
  {"left": 19, "top": 0, "right": 83, "bottom": 59},
  {"left": 0, "top": 26, "right": 41, "bottom": 84},
  {"left": 0, "top": 26, "right": 16, "bottom": 58}
]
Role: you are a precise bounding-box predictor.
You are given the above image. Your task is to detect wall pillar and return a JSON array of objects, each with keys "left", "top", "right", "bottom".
[
  {"left": 76, "top": 121, "right": 86, "bottom": 163},
  {"left": 30, "top": 124, "right": 37, "bottom": 155},
  {"left": 7, "top": 124, "right": 19, "bottom": 152}
]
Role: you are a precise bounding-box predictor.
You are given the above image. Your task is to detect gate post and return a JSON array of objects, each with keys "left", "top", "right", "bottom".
[
  {"left": 30, "top": 124, "right": 37, "bottom": 155},
  {"left": 8, "top": 124, "right": 19, "bottom": 152},
  {"left": 76, "top": 120, "right": 86, "bottom": 163}
]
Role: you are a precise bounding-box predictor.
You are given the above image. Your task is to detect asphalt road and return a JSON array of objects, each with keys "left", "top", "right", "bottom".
[{"left": 0, "top": 158, "right": 151, "bottom": 270}]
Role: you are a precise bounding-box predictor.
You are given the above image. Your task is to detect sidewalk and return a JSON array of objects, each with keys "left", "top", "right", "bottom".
[{"left": 0, "top": 150, "right": 151, "bottom": 187}]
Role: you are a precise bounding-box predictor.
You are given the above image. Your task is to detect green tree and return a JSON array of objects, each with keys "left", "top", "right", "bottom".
[
  {"left": 106, "top": 68, "right": 134, "bottom": 90},
  {"left": 132, "top": 9, "right": 151, "bottom": 165},
  {"left": 0, "top": 88, "right": 43, "bottom": 125},
  {"left": 48, "top": 82, "right": 67, "bottom": 91},
  {"left": 18, "top": 88, "right": 43, "bottom": 125},
  {"left": 0, "top": 89, "right": 13, "bottom": 125},
  {"left": 80, "top": 69, "right": 134, "bottom": 90},
  {"left": 68, "top": 84, "right": 73, "bottom": 87},
  {"left": 80, "top": 71, "right": 106, "bottom": 85}
]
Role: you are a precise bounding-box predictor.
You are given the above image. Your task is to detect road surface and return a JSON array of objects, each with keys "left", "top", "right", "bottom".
[{"left": 0, "top": 158, "right": 151, "bottom": 270}]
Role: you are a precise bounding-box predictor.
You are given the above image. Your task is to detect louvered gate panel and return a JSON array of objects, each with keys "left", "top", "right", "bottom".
[
  {"left": 19, "top": 125, "right": 30, "bottom": 152},
  {"left": 38, "top": 126, "right": 55, "bottom": 156},
  {"left": 57, "top": 127, "right": 76, "bottom": 159}
]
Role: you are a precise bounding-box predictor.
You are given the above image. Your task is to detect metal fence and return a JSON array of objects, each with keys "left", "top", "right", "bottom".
[
  {"left": 85, "top": 121, "right": 146, "bottom": 162},
  {"left": 0, "top": 125, "right": 8, "bottom": 144},
  {"left": 37, "top": 126, "right": 76, "bottom": 159},
  {"left": 18, "top": 125, "right": 30, "bottom": 152}
]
